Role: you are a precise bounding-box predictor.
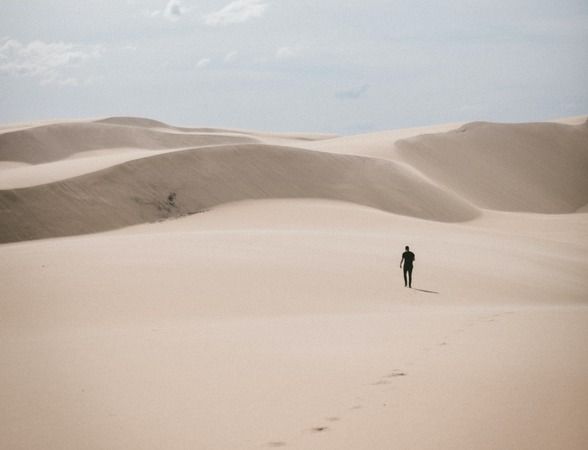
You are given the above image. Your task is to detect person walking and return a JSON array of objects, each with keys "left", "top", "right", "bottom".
[{"left": 400, "top": 246, "right": 415, "bottom": 288}]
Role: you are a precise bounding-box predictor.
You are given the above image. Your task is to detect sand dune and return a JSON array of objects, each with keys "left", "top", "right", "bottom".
[
  {"left": 2, "top": 116, "right": 588, "bottom": 242},
  {"left": 0, "top": 120, "right": 261, "bottom": 164},
  {"left": 0, "top": 117, "right": 337, "bottom": 189},
  {"left": 396, "top": 120, "right": 588, "bottom": 213},
  {"left": 304, "top": 121, "right": 465, "bottom": 158},
  {"left": 0, "top": 148, "right": 180, "bottom": 189},
  {"left": 94, "top": 116, "right": 338, "bottom": 141},
  {"left": 0, "top": 144, "right": 480, "bottom": 243},
  {"left": 306, "top": 119, "right": 588, "bottom": 214},
  {"left": 94, "top": 116, "right": 189, "bottom": 130},
  {"left": 1, "top": 115, "right": 588, "bottom": 450},
  {"left": 551, "top": 115, "right": 588, "bottom": 125}
]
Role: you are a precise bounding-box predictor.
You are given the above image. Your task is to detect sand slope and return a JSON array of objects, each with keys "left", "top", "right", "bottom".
[
  {"left": 0, "top": 144, "right": 479, "bottom": 243},
  {"left": 307, "top": 119, "right": 588, "bottom": 213},
  {"left": 1, "top": 199, "right": 587, "bottom": 450},
  {"left": 303, "top": 121, "right": 465, "bottom": 159},
  {"left": 2, "top": 116, "right": 587, "bottom": 243},
  {"left": 396, "top": 120, "right": 588, "bottom": 213},
  {"left": 95, "top": 116, "right": 338, "bottom": 141},
  {"left": 0, "top": 121, "right": 260, "bottom": 164},
  {"left": 0, "top": 117, "right": 336, "bottom": 189}
]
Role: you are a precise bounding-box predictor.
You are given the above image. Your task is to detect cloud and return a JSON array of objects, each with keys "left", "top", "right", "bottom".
[
  {"left": 335, "top": 84, "right": 370, "bottom": 100},
  {"left": 276, "top": 46, "right": 299, "bottom": 59},
  {"left": 205, "top": 0, "right": 269, "bottom": 26},
  {"left": 0, "top": 38, "right": 103, "bottom": 86},
  {"left": 224, "top": 50, "right": 238, "bottom": 63},
  {"left": 196, "top": 58, "right": 211, "bottom": 68},
  {"left": 144, "top": 0, "right": 186, "bottom": 21}
]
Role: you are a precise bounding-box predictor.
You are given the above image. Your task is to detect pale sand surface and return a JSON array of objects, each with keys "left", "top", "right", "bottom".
[
  {"left": 0, "top": 119, "right": 461, "bottom": 188},
  {"left": 0, "top": 149, "right": 165, "bottom": 189},
  {"left": 2, "top": 200, "right": 588, "bottom": 449},
  {"left": 550, "top": 115, "right": 588, "bottom": 125},
  {"left": 0, "top": 117, "right": 334, "bottom": 190},
  {"left": 1, "top": 117, "right": 587, "bottom": 449}
]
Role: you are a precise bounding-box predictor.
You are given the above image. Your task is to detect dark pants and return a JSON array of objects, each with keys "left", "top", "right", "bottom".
[{"left": 403, "top": 265, "right": 413, "bottom": 287}]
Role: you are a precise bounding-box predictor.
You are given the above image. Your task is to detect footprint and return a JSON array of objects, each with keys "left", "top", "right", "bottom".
[
  {"left": 311, "top": 426, "right": 328, "bottom": 433},
  {"left": 386, "top": 371, "right": 407, "bottom": 378}
]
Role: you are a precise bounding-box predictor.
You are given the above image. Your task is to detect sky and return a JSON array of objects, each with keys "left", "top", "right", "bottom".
[{"left": 1, "top": 0, "right": 587, "bottom": 134}]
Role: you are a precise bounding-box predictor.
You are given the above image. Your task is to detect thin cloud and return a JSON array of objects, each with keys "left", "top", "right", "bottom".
[
  {"left": 276, "top": 46, "right": 299, "bottom": 59},
  {"left": 144, "top": 0, "right": 186, "bottom": 21},
  {"left": 205, "top": 0, "right": 269, "bottom": 26},
  {"left": 196, "top": 58, "right": 211, "bottom": 68},
  {"left": 224, "top": 51, "right": 238, "bottom": 63},
  {"left": 335, "top": 84, "right": 370, "bottom": 100},
  {"left": 0, "top": 38, "right": 103, "bottom": 86}
]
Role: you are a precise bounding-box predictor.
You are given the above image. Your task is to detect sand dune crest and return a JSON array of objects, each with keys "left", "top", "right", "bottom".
[
  {"left": 0, "top": 144, "right": 480, "bottom": 243},
  {"left": 396, "top": 120, "right": 588, "bottom": 213},
  {"left": 0, "top": 121, "right": 261, "bottom": 164}
]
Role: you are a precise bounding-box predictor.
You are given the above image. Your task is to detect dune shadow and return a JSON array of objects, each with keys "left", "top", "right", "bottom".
[{"left": 413, "top": 288, "right": 439, "bottom": 294}]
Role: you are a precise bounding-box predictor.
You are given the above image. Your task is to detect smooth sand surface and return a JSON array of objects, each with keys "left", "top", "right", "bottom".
[
  {"left": 1, "top": 116, "right": 587, "bottom": 450},
  {"left": 396, "top": 121, "right": 588, "bottom": 213}
]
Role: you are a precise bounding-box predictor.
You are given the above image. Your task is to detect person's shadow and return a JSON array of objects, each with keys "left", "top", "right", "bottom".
[{"left": 413, "top": 288, "right": 439, "bottom": 294}]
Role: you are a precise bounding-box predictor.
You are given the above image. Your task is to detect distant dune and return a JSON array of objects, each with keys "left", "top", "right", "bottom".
[
  {"left": 93, "top": 116, "right": 187, "bottom": 130},
  {"left": 0, "top": 144, "right": 479, "bottom": 243},
  {"left": 0, "top": 120, "right": 260, "bottom": 164},
  {"left": 396, "top": 120, "right": 588, "bottom": 213},
  {"left": 94, "top": 116, "right": 337, "bottom": 140},
  {"left": 1, "top": 116, "right": 587, "bottom": 243}
]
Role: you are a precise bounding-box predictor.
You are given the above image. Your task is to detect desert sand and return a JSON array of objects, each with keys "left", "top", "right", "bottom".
[{"left": 1, "top": 116, "right": 587, "bottom": 450}]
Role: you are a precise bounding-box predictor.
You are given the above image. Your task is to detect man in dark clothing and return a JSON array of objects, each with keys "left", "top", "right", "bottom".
[{"left": 400, "top": 246, "right": 415, "bottom": 288}]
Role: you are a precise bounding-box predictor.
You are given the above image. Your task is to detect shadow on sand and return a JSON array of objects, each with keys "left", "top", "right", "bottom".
[{"left": 413, "top": 288, "right": 440, "bottom": 294}]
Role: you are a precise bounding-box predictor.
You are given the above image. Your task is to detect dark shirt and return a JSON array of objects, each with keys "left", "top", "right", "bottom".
[{"left": 402, "top": 251, "right": 415, "bottom": 267}]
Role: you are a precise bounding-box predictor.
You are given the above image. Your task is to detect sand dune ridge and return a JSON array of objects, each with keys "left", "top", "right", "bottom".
[
  {"left": 0, "top": 143, "right": 481, "bottom": 243},
  {"left": 0, "top": 121, "right": 261, "bottom": 164},
  {"left": 396, "top": 120, "right": 588, "bottom": 213},
  {"left": 1, "top": 116, "right": 587, "bottom": 243}
]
